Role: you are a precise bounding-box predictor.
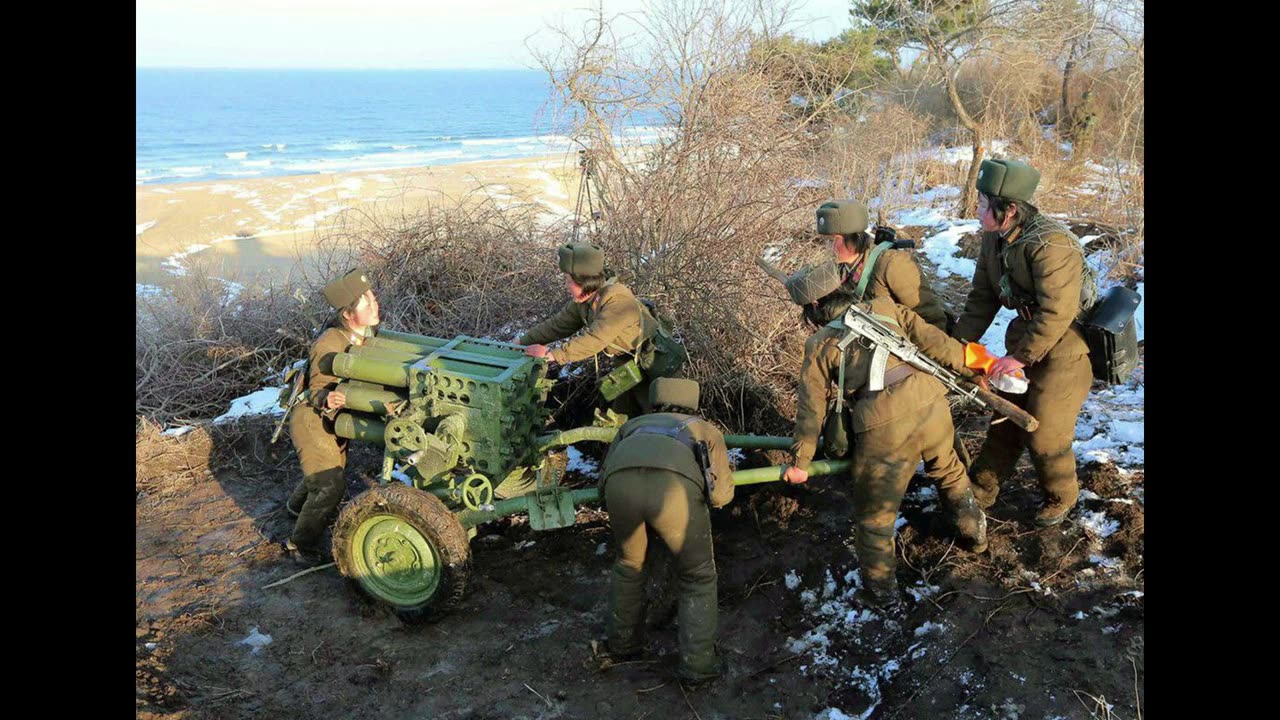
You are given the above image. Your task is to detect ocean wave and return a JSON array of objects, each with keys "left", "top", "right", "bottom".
[
  {"left": 242, "top": 159, "right": 272, "bottom": 167},
  {"left": 260, "top": 143, "right": 287, "bottom": 151},
  {"left": 389, "top": 144, "right": 417, "bottom": 150},
  {"left": 218, "top": 170, "right": 265, "bottom": 177},
  {"left": 225, "top": 151, "right": 249, "bottom": 160},
  {"left": 460, "top": 134, "right": 573, "bottom": 147},
  {"left": 279, "top": 149, "right": 467, "bottom": 173},
  {"left": 324, "top": 140, "right": 364, "bottom": 151}
]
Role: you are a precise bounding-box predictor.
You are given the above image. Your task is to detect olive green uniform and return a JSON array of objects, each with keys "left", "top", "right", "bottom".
[
  {"left": 792, "top": 297, "right": 982, "bottom": 595},
  {"left": 952, "top": 213, "right": 1093, "bottom": 519},
  {"left": 520, "top": 278, "right": 681, "bottom": 415},
  {"left": 600, "top": 412, "right": 734, "bottom": 680},
  {"left": 287, "top": 326, "right": 357, "bottom": 549},
  {"left": 839, "top": 247, "right": 949, "bottom": 331}
]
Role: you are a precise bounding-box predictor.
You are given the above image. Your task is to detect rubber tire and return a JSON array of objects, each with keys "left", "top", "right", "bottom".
[{"left": 332, "top": 484, "right": 471, "bottom": 623}]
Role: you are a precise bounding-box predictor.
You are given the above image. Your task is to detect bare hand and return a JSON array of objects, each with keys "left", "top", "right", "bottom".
[
  {"left": 783, "top": 466, "right": 809, "bottom": 484},
  {"left": 989, "top": 356, "right": 1025, "bottom": 380},
  {"left": 326, "top": 390, "right": 346, "bottom": 411},
  {"left": 524, "top": 344, "right": 550, "bottom": 359}
]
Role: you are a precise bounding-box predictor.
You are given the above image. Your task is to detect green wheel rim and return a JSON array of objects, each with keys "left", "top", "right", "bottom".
[{"left": 349, "top": 513, "right": 442, "bottom": 608}]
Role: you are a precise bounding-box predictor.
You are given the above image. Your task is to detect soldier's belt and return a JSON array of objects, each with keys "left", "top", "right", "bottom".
[{"left": 854, "top": 364, "right": 916, "bottom": 400}]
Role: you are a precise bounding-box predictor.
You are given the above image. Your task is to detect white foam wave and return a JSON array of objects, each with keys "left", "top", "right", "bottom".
[{"left": 225, "top": 151, "right": 249, "bottom": 160}]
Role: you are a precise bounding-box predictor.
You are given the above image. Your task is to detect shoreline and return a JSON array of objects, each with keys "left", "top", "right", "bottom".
[{"left": 136, "top": 153, "right": 586, "bottom": 287}]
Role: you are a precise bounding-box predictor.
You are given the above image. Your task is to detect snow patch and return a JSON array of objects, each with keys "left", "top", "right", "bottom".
[{"left": 240, "top": 627, "right": 272, "bottom": 654}]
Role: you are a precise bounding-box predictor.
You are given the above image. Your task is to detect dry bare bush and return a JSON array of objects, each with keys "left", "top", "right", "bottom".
[
  {"left": 308, "top": 189, "right": 567, "bottom": 340},
  {"left": 533, "top": 0, "right": 886, "bottom": 431},
  {"left": 135, "top": 260, "right": 312, "bottom": 426}
]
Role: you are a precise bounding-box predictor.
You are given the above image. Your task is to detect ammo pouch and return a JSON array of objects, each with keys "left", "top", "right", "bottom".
[
  {"left": 637, "top": 299, "right": 688, "bottom": 379},
  {"left": 644, "top": 320, "right": 688, "bottom": 378},
  {"left": 600, "top": 358, "right": 644, "bottom": 401},
  {"left": 1080, "top": 285, "right": 1142, "bottom": 384},
  {"left": 822, "top": 398, "right": 852, "bottom": 459},
  {"left": 599, "top": 299, "right": 689, "bottom": 402}
]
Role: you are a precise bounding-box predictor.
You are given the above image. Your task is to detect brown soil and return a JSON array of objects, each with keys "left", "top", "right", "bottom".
[{"left": 137, "top": 416, "right": 1143, "bottom": 719}]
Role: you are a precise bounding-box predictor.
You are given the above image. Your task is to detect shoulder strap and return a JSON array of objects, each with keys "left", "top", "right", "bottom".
[
  {"left": 827, "top": 309, "right": 901, "bottom": 413},
  {"left": 854, "top": 241, "right": 895, "bottom": 300}
]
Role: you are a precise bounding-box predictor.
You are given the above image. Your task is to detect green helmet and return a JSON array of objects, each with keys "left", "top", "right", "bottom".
[
  {"left": 650, "top": 378, "right": 700, "bottom": 412},
  {"left": 785, "top": 260, "right": 842, "bottom": 306},
  {"left": 558, "top": 243, "right": 605, "bottom": 276},
  {"left": 323, "top": 267, "right": 371, "bottom": 310},
  {"left": 976, "top": 159, "right": 1040, "bottom": 203},
  {"left": 816, "top": 200, "right": 869, "bottom": 235}
]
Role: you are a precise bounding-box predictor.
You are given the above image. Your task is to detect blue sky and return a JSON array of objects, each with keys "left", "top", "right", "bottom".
[{"left": 136, "top": 0, "right": 855, "bottom": 69}]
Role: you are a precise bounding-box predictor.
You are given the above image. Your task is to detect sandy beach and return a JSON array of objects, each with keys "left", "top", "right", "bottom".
[{"left": 135, "top": 154, "right": 586, "bottom": 287}]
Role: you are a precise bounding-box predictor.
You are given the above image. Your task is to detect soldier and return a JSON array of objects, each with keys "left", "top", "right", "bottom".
[
  {"left": 952, "top": 159, "right": 1094, "bottom": 527},
  {"left": 599, "top": 378, "right": 734, "bottom": 683},
  {"left": 780, "top": 262, "right": 988, "bottom": 608},
  {"left": 812, "top": 200, "right": 970, "bottom": 467},
  {"left": 284, "top": 268, "right": 381, "bottom": 559},
  {"left": 816, "top": 199, "right": 950, "bottom": 332},
  {"left": 520, "top": 242, "right": 686, "bottom": 417}
]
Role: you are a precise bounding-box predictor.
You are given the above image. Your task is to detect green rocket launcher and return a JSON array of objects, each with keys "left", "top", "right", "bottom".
[{"left": 310, "top": 328, "right": 848, "bottom": 620}]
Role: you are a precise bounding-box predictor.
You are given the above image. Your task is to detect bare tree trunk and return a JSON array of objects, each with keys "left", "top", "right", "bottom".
[
  {"left": 1060, "top": 40, "right": 1078, "bottom": 137},
  {"left": 963, "top": 137, "right": 984, "bottom": 216},
  {"left": 940, "top": 52, "right": 983, "bottom": 218}
]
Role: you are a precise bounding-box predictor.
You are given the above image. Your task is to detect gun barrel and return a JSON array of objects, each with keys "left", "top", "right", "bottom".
[{"left": 755, "top": 256, "right": 791, "bottom": 285}]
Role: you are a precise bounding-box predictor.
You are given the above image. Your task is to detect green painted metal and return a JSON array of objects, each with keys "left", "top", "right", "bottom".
[
  {"left": 535, "top": 426, "right": 795, "bottom": 453},
  {"left": 535, "top": 426, "right": 619, "bottom": 452},
  {"left": 379, "top": 329, "right": 527, "bottom": 361},
  {"left": 723, "top": 434, "right": 795, "bottom": 450},
  {"left": 347, "top": 513, "right": 442, "bottom": 607},
  {"left": 730, "top": 459, "right": 850, "bottom": 485},
  {"left": 365, "top": 336, "right": 446, "bottom": 355},
  {"left": 336, "top": 383, "right": 409, "bottom": 415},
  {"left": 331, "top": 331, "right": 554, "bottom": 501},
  {"left": 335, "top": 412, "right": 387, "bottom": 444},
  {"left": 347, "top": 344, "right": 428, "bottom": 365},
  {"left": 333, "top": 353, "right": 412, "bottom": 388},
  {"left": 454, "top": 461, "right": 850, "bottom": 527}
]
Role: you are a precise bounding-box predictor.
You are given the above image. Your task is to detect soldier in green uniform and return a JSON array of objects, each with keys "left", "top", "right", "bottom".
[
  {"left": 284, "top": 268, "right": 381, "bottom": 557},
  {"left": 599, "top": 378, "right": 734, "bottom": 682},
  {"left": 780, "top": 263, "right": 989, "bottom": 608},
  {"left": 519, "top": 243, "right": 686, "bottom": 417},
  {"left": 952, "top": 159, "right": 1094, "bottom": 527},
  {"left": 816, "top": 199, "right": 950, "bottom": 331},
  {"left": 811, "top": 200, "right": 970, "bottom": 467}
]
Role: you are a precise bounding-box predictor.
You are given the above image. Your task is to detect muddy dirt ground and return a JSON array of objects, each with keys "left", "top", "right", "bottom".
[{"left": 136, "top": 413, "right": 1144, "bottom": 720}]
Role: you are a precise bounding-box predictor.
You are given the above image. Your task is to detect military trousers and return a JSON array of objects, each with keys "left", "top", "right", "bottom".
[
  {"left": 287, "top": 408, "right": 348, "bottom": 550},
  {"left": 851, "top": 397, "right": 972, "bottom": 590},
  {"left": 604, "top": 468, "right": 718, "bottom": 678},
  {"left": 969, "top": 353, "right": 1092, "bottom": 512}
]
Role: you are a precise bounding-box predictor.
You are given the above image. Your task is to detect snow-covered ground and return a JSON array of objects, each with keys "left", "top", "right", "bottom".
[{"left": 796, "top": 164, "right": 1143, "bottom": 720}]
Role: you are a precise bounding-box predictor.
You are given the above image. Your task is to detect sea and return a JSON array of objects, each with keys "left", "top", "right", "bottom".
[{"left": 136, "top": 68, "right": 664, "bottom": 185}]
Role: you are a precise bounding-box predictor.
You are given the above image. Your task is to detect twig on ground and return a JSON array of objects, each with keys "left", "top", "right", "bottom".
[
  {"left": 524, "top": 682, "right": 553, "bottom": 708},
  {"left": 262, "top": 562, "right": 336, "bottom": 589}
]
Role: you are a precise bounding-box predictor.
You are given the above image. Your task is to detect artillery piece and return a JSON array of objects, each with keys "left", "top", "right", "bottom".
[{"left": 313, "top": 328, "right": 849, "bottom": 620}]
